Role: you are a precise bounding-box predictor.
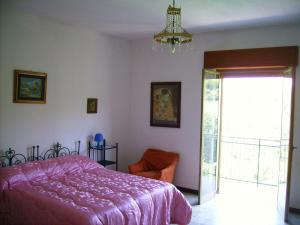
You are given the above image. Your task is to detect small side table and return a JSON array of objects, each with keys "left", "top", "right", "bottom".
[{"left": 88, "top": 140, "right": 118, "bottom": 171}]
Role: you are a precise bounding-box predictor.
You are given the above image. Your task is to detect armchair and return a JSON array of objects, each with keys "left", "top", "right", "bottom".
[{"left": 128, "top": 149, "right": 179, "bottom": 183}]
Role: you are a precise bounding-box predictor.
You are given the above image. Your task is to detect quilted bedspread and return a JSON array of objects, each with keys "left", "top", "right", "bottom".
[{"left": 0, "top": 155, "right": 192, "bottom": 225}]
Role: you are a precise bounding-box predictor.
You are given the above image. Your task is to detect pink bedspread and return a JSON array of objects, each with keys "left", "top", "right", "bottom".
[{"left": 0, "top": 155, "right": 192, "bottom": 225}]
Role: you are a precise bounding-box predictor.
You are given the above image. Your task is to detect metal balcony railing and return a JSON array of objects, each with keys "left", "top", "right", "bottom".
[{"left": 220, "top": 136, "right": 287, "bottom": 187}]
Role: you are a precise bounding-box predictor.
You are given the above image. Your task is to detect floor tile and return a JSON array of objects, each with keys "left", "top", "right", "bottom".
[{"left": 180, "top": 179, "right": 299, "bottom": 225}]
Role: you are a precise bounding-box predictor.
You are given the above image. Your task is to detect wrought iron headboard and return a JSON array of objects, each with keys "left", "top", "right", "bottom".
[
  {"left": 43, "top": 141, "right": 80, "bottom": 160},
  {"left": 0, "top": 148, "right": 27, "bottom": 167},
  {"left": 0, "top": 141, "right": 81, "bottom": 168},
  {"left": 27, "top": 145, "right": 44, "bottom": 162}
]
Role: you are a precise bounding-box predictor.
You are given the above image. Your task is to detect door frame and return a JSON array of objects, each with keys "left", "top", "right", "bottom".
[
  {"left": 284, "top": 67, "right": 296, "bottom": 222},
  {"left": 198, "top": 66, "right": 296, "bottom": 223}
]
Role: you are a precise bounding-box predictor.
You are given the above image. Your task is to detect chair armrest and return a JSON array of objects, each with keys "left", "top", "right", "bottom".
[
  {"left": 160, "top": 162, "right": 177, "bottom": 183},
  {"left": 128, "top": 160, "right": 148, "bottom": 174}
]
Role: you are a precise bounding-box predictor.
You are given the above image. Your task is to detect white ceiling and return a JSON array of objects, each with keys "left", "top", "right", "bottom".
[{"left": 4, "top": 0, "right": 300, "bottom": 39}]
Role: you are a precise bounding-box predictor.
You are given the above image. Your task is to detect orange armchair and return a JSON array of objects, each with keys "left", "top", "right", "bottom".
[{"left": 128, "top": 149, "right": 179, "bottom": 183}]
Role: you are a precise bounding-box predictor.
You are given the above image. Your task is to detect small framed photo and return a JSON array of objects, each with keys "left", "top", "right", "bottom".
[
  {"left": 87, "top": 98, "right": 98, "bottom": 114},
  {"left": 14, "top": 70, "right": 47, "bottom": 104},
  {"left": 150, "top": 82, "right": 181, "bottom": 128}
]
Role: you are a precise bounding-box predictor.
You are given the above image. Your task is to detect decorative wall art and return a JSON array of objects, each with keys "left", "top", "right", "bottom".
[
  {"left": 13, "top": 70, "right": 47, "bottom": 104},
  {"left": 150, "top": 82, "right": 181, "bottom": 128},
  {"left": 87, "top": 98, "right": 98, "bottom": 114}
]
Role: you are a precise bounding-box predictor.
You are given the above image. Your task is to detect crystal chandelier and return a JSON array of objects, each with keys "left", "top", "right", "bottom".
[{"left": 153, "top": 0, "right": 192, "bottom": 54}]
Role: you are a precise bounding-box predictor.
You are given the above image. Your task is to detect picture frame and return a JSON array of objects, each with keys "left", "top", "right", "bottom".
[
  {"left": 150, "top": 82, "right": 181, "bottom": 128},
  {"left": 13, "top": 70, "right": 47, "bottom": 104},
  {"left": 87, "top": 98, "right": 98, "bottom": 114}
]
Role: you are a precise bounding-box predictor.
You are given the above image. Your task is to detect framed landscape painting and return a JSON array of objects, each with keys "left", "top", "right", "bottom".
[
  {"left": 150, "top": 82, "right": 181, "bottom": 128},
  {"left": 13, "top": 70, "right": 47, "bottom": 104}
]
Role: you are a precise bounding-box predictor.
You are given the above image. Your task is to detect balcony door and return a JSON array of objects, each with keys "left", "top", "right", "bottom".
[
  {"left": 278, "top": 68, "right": 295, "bottom": 222},
  {"left": 199, "top": 69, "right": 221, "bottom": 204},
  {"left": 199, "top": 67, "right": 296, "bottom": 222}
]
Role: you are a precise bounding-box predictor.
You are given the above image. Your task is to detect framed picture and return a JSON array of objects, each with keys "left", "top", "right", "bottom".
[
  {"left": 87, "top": 98, "right": 98, "bottom": 114},
  {"left": 14, "top": 70, "right": 47, "bottom": 104},
  {"left": 150, "top": 82, "right": 181, "bottom": 128}
]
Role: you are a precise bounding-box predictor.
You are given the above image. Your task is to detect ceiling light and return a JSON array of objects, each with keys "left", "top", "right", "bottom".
[{"left": 153, "top": 0, "right": 192, "bottom": 54}]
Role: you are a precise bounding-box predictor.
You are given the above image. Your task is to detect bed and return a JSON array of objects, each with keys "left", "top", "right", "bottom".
[{"left": 0, "top": 155, "right": 192, "bottom": 225}]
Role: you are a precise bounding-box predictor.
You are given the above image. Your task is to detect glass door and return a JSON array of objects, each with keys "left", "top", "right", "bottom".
[
  {"left": 277, "top": 67, "right": 294, "bottom": 222},
  {"left": 199, "top": 69, "right": 221, "bottom": 204}
]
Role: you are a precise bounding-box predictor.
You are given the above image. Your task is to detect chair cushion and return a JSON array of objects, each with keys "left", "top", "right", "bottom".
[
  {"left": 143, "top": 149, "right": 179, "bottom": 170},
  {"left": 135, "top": 170, "right": 161, "bottom": 180}
]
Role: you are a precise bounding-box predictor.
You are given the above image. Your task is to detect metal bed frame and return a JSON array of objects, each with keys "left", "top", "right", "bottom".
[{"left": 0, "top": 141, "right": 80, "bottom": 167}]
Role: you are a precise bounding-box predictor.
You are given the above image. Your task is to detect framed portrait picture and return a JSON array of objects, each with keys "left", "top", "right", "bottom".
[
  {"left": 13, "top": 70, "right": 47, "bottom": 104},
  {"left": 87, "top": 98, "right": 98, "bottom": 114},
  {"left": 150, "top": 82, "right": 181, "bottom": 128}
]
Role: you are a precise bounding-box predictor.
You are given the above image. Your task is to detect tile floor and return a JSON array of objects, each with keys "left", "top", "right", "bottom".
[
  {"left": 289, "top": 213, "right": 300, "bottom": 225},
  {"left": 182, "top": 179, "right": 300, "bottom": 225}
]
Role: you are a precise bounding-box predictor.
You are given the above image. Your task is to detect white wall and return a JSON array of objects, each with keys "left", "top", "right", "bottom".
[
  {"left": 129, "top": 24, "right": 300, "bottom": 208},
  {"left": 0, "top": 4, "right": 131, "bottom": 172}
]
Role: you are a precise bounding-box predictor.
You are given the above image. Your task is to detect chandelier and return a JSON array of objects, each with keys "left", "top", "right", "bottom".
[{"left": 153, "top": 0, "right": 192, "bottom": 54}]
